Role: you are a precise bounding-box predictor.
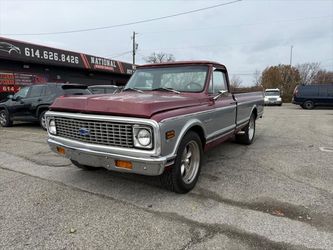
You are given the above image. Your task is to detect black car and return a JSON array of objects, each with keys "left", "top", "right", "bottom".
[
  {"left": 0, "top": 83, "right": 91, "bottom": 130},
  {"left": 292, "top": 84, "right": 333, "bottom": 109},
  {"left": 88, "top": 85, "right": 123, "bottom": 94}
]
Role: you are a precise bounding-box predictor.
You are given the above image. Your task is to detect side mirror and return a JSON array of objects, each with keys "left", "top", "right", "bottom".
[
  {"left": 8, "top": 95, "right": 14, "bottom": 100},
  {"left": 213, "top": 90, "right": 228, "bottom": 100}
]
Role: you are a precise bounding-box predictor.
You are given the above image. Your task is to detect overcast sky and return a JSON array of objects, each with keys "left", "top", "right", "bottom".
[{"left": 0, "top": 0, "right": 332, "bottom": 85}]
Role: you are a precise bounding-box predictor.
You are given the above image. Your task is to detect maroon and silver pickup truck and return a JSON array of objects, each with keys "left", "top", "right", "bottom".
[{"left": 46, "top": 61, "right": 264, "bottom": 193}]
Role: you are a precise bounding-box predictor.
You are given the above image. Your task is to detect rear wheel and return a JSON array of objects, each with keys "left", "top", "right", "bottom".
[
  {"left": 71, "top": 160, "right": 100, "bottom": 171},
  {"left": 303, "top": 100, "right": 314, "bottom": 110},
  {"left": 160, "top": 131, "right": 202, "bottom": 194},
  {"left": 0, "top": 110, "right": 12, "bottom": 127},
  {"left": 39, "top": 110, "right": 47, "bottom": 130},
  {"left": 236, "top": 113, "right": 256, "bottom": 145}
]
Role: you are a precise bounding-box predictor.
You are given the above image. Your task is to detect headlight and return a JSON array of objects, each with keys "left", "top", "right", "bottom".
[
  {"left": 133, "top": 126, "right": 153, "bottom": 149},
  {"left": 48, "top": 119, "right": 57, "bottom": 135}
]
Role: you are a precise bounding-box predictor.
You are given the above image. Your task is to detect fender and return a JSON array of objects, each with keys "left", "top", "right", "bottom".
[
  {"left": 250, "top": 105, "right": 258, "bottom": 119},
  {"left": 0, "top": 105, "right": 9, "bottom": 113},
  {"left": 36, "top": 105, "right": 50, "bottom": 118},
  {"left": 170, "top": 118, "right": 206, "bottom": 157}
]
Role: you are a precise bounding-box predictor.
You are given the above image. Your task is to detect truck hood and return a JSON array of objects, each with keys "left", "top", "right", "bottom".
[{"left": 50, "top": 92, "right": 206, "bottom": 118}]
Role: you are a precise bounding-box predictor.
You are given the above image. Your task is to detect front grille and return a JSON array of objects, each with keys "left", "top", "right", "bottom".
[
  {"left": 269, "top": 98, "right": 277, "bottom": 101},
  {"left": 54, "top": 117, "right": 134, "bottom": 148}
]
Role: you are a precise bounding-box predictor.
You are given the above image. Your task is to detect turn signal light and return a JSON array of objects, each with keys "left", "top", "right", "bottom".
[
  {"left": 166, "top": 130, "right": 175, "bottom": 140},
  {"left": 115, "top": 160, "right": 133, "bottom": 170},
  {"left": 56, "top": 146, "right": 66, "bottom": 155}
]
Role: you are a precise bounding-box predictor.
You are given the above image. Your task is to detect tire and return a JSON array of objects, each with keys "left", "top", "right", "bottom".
[
  {"left": 236, "top": 113, "right": 256, "bottom": 145},
  {"left": 39, "top": 110, "right": 48, "bottom": 130},
  {"left": 0, "top": 110, "right": 13, "bottom": 127},
  {"left": 71, "top": 160, "right": 100, "bottom": 171},
  {"left": 160, "top": 131, "right": 203, "bottom": 194},
  {"left": 303, "top": 100, "right": 314, "bottom": 110}
]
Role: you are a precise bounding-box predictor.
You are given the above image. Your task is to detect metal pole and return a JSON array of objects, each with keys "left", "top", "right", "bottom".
[
  {"left": 290, "top": 45, "right": 293, "bottom": 66},
  {"left": 132, "top": 31, "right": 137, "bottom": 66}
]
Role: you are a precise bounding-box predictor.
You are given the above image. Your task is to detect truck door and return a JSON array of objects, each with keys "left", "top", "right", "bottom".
[{"left": 207, "top": 68, "right": 237, "bottom": 141}]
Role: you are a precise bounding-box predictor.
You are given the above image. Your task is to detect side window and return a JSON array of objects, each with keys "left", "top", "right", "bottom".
[
  {"left": 28, "top": 85, "right": 44, "bottom": 98},
  {"left": 44, "top": 86, "right": 53, "bottom": 96},
  {"left": 209, "top": 70, "right": 228, "bottom": 94}
]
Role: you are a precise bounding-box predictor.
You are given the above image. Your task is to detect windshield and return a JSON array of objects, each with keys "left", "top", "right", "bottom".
[
  {"left": 13, "top": 87, "right": 29, "bottom": 99},
  {"left": 125, "top": 66, "right": 208, "bottom": 92},
  {"left": 265, "top": 91, "right": 280, "bottom": 96}
]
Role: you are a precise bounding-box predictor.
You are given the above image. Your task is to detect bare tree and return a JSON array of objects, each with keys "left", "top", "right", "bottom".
[
  {"left": 261, "top": 64, "right": 300, "bottom": 102},
  {"left": 253, "top": 69, "right": 261, "bottom": 87},
  {"left": 230, "top": 75, "right": 242, "bottom": 91},
  {"left": 296, "top": 62, "right": 320, "bottom": 85},
  {"left": 144, "top": 52, "right": 175, "bottom": 63},
  {"left": 313, "top": 70, "right": 333, "bottom": 84}
]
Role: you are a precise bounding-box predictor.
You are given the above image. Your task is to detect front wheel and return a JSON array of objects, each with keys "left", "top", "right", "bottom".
[
  {"left": 160, "top": 131, "right": 203, "bottom": 194},
  {"left": 0, "top": 110, "right": 13, "bottom": 127},
  {"left": 236, "top": 113, "right": 256, "bottom": 145}
]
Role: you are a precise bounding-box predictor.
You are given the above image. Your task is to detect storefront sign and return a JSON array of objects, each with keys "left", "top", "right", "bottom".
[
  {"left": 0, "top": 37, "right": 133, "bottom": 74},
  {"left": 0, "top": 85, "right": 20, "bottom": 93}
]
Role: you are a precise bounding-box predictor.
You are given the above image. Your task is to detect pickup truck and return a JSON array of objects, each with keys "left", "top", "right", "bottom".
[{"left": 46, "top": 61, "right": 264, "bottom": 193}]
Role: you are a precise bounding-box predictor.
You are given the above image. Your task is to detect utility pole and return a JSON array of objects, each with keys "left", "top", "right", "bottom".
[
  {"left": 132, "top": 31, "right": 138, "bottom": 67},
  {"left": 289, "top": 45, "right": 293, "bottom": 66}
]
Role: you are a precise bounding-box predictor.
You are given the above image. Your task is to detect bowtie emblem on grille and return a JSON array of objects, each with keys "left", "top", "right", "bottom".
[{"left": 79, "top": 128, "right": 90, "bottom": 136}]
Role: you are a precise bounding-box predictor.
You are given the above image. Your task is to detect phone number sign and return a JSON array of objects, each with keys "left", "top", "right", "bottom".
[{"left": 0, "top": 37, "right": 133, "bottom": 75}]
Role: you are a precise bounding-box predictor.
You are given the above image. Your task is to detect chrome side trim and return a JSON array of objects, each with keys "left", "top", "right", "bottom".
[
  {"left": 206, "top": 124, "right": 236, "bottom": 141},
  {"left": 160, "top": 105, "right": 236, "bottom": 123},
  {"left": 206, "top": 130, "right": 234, "bottom": 144},
  {"left": 236, "top": 99, "right": 263, "bottom": 106}
]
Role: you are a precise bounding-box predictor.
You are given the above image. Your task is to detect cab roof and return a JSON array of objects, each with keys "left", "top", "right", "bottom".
[{"left": 138, "top": 60, "right": 226, "bottom": 70}]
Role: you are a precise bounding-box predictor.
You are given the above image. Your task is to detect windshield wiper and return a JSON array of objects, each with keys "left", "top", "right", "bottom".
[
  {"left": 123, "top": 87, "right": 144, "bottom": 93},
  {"left": 153, "top": 87, "right": 180, "bottom": 94}
]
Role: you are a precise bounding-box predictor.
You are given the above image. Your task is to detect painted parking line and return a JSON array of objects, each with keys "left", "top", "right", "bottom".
[{"left": 319, "top": 147, "right": 333, "bottom": 153}]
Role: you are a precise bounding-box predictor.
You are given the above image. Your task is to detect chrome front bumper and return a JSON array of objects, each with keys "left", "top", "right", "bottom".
[{"left": 48, "top": 138, "right": 170, "bottom": 176}]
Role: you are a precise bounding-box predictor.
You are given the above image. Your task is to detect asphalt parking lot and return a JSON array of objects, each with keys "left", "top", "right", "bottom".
[{"left": 0, "top": 104, "right": 332, "bottom": 250}]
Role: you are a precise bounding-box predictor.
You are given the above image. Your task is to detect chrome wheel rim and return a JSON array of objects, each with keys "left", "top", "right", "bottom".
[
  {"left": 248, "top": 117, "right": 255, "bottom": 141},
  {"left": 0, "top": 112, "right": 6, "bottom": 126},
  {"left": 41, "top": 113, "right": 46, "bottom": 129},
  {"left": 180, "top": 140, "right": 200, "bottom": 184}
]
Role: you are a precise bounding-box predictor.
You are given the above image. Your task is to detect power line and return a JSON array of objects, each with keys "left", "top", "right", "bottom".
[
  {"left": 106, "top": 50, "right": 132, "bottom": 58},
  {"left": 2, "top": 0, "right": 242, "bottom": 36},
  {"left": 140, "top": 15, "right": 333, "bottom": 36},
  {"left": 138, "top": 31, "right": 333, "bottom": 52}
]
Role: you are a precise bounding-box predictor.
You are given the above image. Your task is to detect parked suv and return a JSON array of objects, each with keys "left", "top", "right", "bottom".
[
  {"left": 264, "top": 88, "right": 282, "bottom": 106},
  {"left": 292, "top": 84, "right": 333, "bottom": 109},
  {"left": 0, "top": 83, "right": 90, "bottom": 130}
]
